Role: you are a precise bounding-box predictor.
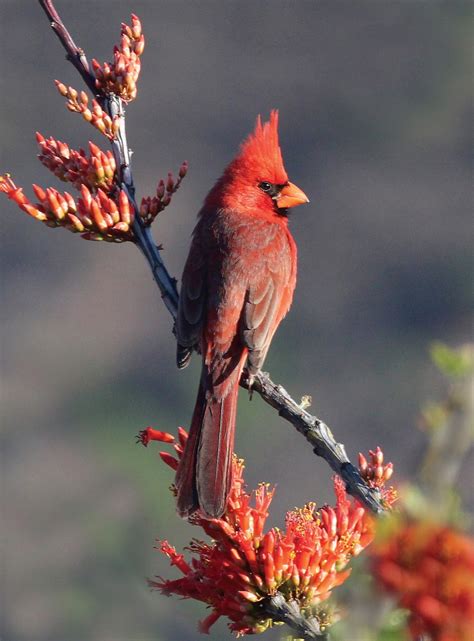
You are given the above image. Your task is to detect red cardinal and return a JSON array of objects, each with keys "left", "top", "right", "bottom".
[{"left": 176, "top": 111, "right": 308, "bottom": 518}]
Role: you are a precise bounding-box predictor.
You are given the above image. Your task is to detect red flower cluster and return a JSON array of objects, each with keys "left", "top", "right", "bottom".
[
  {"left": 92, "top": 14, "right": 144, "bottom": 101},
  {"left": 2, "top": 15, "right": 188, "bottom": 243},
  {"left": 137, "top": 427, "right": 396, "bottom": 636},
  {"left": 55, "top": 81, "right": 120, "bottom": 140},
  {"left": 139, "top": 163, "right": 188, "bottom": 225},
  {"left": 36, "top": 134, "right": 116, "bottom": 192},
  {"left": 372, "top": 521, "right": 474, "bottom": 641},
  {"left": 359, "top": 447, "right": 397, "bottom": 507},
  {"left": 0, "top": 174, "right": 133, "bottom": 242}
]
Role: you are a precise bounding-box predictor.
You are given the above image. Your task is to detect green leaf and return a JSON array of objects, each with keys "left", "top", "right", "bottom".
[{"left": 430, "top": 342, "right": 474, "bottom": 379}]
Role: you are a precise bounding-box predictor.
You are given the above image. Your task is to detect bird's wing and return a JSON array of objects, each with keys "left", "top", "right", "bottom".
[
  {"left": 176, "top": 234, "right": 206, "bottom": 368},
  {"left": 241, "top": 227, "right": 296, "bottom": 375}
]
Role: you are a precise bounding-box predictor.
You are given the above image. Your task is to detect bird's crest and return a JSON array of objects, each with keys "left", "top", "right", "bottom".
[{"left": 230, "top": 110, "right": 288, "bottom": 185}]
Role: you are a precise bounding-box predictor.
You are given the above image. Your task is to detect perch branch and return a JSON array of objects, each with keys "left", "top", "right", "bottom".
[{"left": 38, "top": 0, "right": 385, "bottom": 515}]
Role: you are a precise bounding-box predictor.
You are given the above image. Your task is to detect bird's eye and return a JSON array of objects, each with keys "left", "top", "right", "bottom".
[{"left": 259, "top": 181, "right": 273, "bottom": 193}]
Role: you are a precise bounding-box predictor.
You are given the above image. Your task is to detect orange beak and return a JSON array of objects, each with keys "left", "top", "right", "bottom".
[{"left": 277, "top": 181, "right": 309, "bottom": 209}]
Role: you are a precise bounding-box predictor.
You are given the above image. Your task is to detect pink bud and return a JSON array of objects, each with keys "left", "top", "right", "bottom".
[
  {"left": 115, "top": 53, "right": 126, "bottom": 75},
  {"left": 55, "top": 80, "right": 68, "bottom": 96},
  {"left": 88, "top": 141, "right": 101, "bottom": 157},
  {"left": 67, "top": 213, "right": 85, "bottom": 232},
  {"left": 58, "top": 141, "right": 70, "bottom": 159},
  {"left": 263, "top": 530, "right": 275, "bottom": 556},
  {"left": 156, "top": 179, "right": 165, "bottom": 199},
  {"left": 121, "top": 23, "right": 133, "bottom": 39},
  {"left": 370, "top": 447, "right": 384, "bottom": 466},
  {"left": 46, "top": 188, "right": 64, "bottom": 220},
  {"left": 139, "top": 198, "right": 149, "bottom": 217},
  {"left": 32, "top": 184, "right": 47, "bottom": 202},
  {"left": 358, "top": 453, "right": 368, "bottom": 475},
  {"left": 92, "top": 100, "right": 103, "bottom": 117},
  {"left": 23, "top": 204, "right": 47, "bottom": 221},
  {"left": 90, "top": 199, "right": 108, "bottom": 231},
  {"left": 134, "top": 37, "right": 145, "bottom": 56},
  {"left": 118, "top": 190, "right": 131, "bottom": 224},
  {"left": 159, "top": 451, "right": 178, "bottom": 470},
  {"left": 63, "top": 192, "right": 77, "bottom": 213},
  {"left": 179, "top": 161, "right": 188, "bottom": 178},
  {"left": 237, "top": 590, "right": 259, "bottom": 603},
  {"left": 92, "top": 157, "right": 105, "bottom": 181},
  {"left": 80, "top": 184, "right": 92, "bottom": 208},
  {"left": 150, "top": 197, "right": 160, "bottom": 217},
  {"left": 111, "top": 221, "right": 129, "bottom": 233},
  {"left": 131, "top": 14, "right": 142, "bottom": 38}
]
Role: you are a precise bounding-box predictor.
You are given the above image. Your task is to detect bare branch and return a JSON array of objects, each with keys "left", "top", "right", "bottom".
[
  {"left": 37, "top": 0, "right": 386, "bottom": 515},
  {"left": 244, "top": 371, "right": 385, "bottom": 514},
  {"left": 262, "top": 593, "right": 329, "bottom": 640},
  {"left": 105, "top": 95, "right": 180, "bottom": 316},
  {"left": 38, "top": 0, "right": 96, "bottom": 93}
]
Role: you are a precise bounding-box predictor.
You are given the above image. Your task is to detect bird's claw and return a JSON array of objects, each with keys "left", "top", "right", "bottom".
[{"left": 247, "top": 373, "right": 256, "bottom": 400}]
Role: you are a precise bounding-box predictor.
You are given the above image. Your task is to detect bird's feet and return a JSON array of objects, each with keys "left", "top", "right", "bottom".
[{"left": 246, "top": 372, "right": 256, "bottom": 400}]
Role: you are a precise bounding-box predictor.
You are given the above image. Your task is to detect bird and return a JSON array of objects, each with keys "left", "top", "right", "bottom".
[{"left": 175, "top": 110, "right": 308, "bottom": 518}]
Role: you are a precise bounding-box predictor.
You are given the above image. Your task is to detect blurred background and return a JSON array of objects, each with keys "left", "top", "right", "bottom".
[{"left": 1, "top": 1, "right": 472, "bottom": 640}]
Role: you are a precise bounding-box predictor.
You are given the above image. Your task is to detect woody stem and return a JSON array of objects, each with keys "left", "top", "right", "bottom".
[
  {"left": 105, "top": 95, "right": 179, "bottom": 317},
  {"left": 263, "top": 593, "right": 329, "bottom": 640},
  {"left": 37, "top": 0, "right": 385, "bottom": 515}
]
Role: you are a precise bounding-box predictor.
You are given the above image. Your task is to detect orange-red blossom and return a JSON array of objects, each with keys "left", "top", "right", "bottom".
[
  {"left": 92, "top": 14, "right": 144, "bottom": 101},
  {"left": 372, "top": 520, "right": 474, "bottom": 641},
  {"left": 54, "top": 14, "right": 144, "bottom": 138},
  {"left": 36, "top": 134, "right": 116, "bottom": 193},
  {"left": 1, "top": 136, "right": 187, "bottom": 242},
  {"left": 0, "top": 174, "right": 133, "bottom": 242},
  {"left": 137, "top": 427, "right": 396, "bottom": 636},
  {"left": 54, "top": 81, "right": 120, "bottom": 140}
]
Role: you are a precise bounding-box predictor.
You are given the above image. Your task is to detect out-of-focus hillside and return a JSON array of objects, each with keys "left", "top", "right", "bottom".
[{"left": 1, "top": 2, "right": 472, "bottom": 640}]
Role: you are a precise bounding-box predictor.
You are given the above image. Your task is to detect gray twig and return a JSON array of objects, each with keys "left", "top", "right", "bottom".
[
  {"left": 263, "top": 592, "right": 329, "bottom": 640},
  {"left": 37, "top": 0, "right": 386, "bottom": 516}
]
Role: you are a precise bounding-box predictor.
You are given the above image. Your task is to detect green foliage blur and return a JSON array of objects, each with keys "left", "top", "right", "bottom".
[{"left": 326, "top": 342, "right": 474, "bottom": 641}]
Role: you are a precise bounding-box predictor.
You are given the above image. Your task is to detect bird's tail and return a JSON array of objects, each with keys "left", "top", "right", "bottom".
[{"left": 176, "top": 357, "right": 245, "bottom": 518}]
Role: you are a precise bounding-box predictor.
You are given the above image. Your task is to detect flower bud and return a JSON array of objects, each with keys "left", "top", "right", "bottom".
[
  {"left": 156, "top": 179, "right": 165, "bottom": 200},
  {"left": 32, "top": 184, "right": 47, "bottom": 202},
  {"left": 237, "top": 591, "right": 260, "bottom": 603},
  {"left": 118, "top": 190, "right": 131, "bottom": 224},
  {"left": 179, "top": 161, "right": 188, "bottom": 179},
  {"left": 166, "top": 173, "right": 175, "bottom": 193},
  {"left": 112, "top": 221, "right": 129, "bottom": 232},
  {"left": 90, "top": 199, "right": 107, "bottom": 231},
  {"left": 46, "top": 188, "right": 64, "bottom": 220},
  {"left": 159, "top": 451, "right": 178, "bottom": 470},
  {"left": 67, "top": 213, "right": 85, "bottom": 232},
  {"left": 54, "top": 80, "right": 68, "bottom": 96}
]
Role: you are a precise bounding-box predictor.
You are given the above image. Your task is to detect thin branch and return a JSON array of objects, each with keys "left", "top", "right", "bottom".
[
  {"left": 262, "top": 593, "right": 329, "bottom": 640},
  {"left": 37, "top": 0, "right": 385, "bottom": 515},
  {"left": 244, "top": 371, "right": 385, "bottom": 514},
  {"left": 38, "top": 0, "right": 97, "bottom": 93},
  {"left": 105, "top": 95, "right": 180, "bottom": 316}
]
